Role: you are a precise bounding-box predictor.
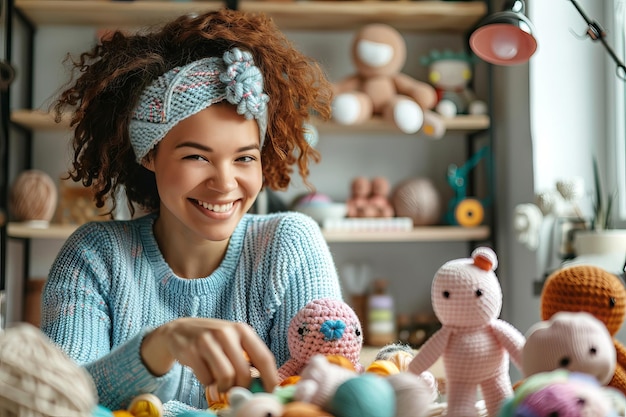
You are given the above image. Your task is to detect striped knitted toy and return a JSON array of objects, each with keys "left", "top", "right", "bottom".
[
  {"left": 499, "top": 370, "right": 613, "bottom": 417},
  {"left": 278, "top": 298, "right": 364, "bottom": 382},
  {"left": 408, "top": 247, "right": 525, "bottom": 417},
  {"left": 541, "top": 264, "right": 626, "bottom": 395}
]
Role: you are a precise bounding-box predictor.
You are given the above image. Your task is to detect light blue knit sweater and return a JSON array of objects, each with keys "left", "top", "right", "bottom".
[{"left": 40, "top": 211, "right": 343, "bottom": 415}]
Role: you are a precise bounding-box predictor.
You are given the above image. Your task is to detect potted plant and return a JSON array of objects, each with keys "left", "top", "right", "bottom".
[
  {"left": 573, "top": 158, "right": 626, "bottom": 256},
  {"left": 514, "top": 157, "right": 625, "bottom": 259}
]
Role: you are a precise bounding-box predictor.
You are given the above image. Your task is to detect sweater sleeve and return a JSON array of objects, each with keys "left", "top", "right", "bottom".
[
  {"left": 264, "top": 212, "right": 344, "bottom": 365},
  {"left": 40, "top": 222, "right": 180, "bottom": 410}
]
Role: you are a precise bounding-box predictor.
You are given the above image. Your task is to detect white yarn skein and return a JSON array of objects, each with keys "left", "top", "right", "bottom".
[{"left": 0, "top": 323, "right": 97, "bottom": 417}]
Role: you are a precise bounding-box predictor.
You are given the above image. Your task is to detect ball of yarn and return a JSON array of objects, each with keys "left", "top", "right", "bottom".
[
  {"left": 0, "top": 323, "right": 97, "bottom": 417},
  {"left": 391, "top": 178, "right": 441, "bottom": 226},
  {"left": 386, "top": 372, "right": 437, "bottom": 417},
  {"left": 328, "top": 374, "right": 396, "bottom": 417},
  {"left": 9, "top": 169, "right": 57, "bottom": 224}
]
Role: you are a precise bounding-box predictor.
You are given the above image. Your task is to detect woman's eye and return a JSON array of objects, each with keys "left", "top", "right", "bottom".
[
  {"left": 237, "top": 155, "right": 256, "bottom": 163},
  {"left": 184, "top": 154, "right": 208, "bottom": 162}
]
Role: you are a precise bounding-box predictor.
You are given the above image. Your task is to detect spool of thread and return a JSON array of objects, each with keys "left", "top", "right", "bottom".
[{"left": 367, "top": 279, "right": 396, "bottom": 346}]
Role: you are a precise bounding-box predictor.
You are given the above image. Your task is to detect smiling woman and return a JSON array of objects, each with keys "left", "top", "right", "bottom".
[{"left": 39, "top": 8, "right": 344, "bottom": 415}]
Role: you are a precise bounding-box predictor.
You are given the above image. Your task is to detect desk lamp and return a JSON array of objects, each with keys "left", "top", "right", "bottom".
[{"left": 469, "top": 0, "right": 537, "bottom": 66}]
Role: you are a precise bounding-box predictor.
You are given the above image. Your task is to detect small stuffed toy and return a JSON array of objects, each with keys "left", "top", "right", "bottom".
[
  {"left": 408, "top": 247, "right": 526, "bottom": 417},
  {"left": 346, "top": 176, "right": 374, "bottom": 218},
  {"left": 346, "top": 176, "right": 395, "bottom": 218},
  {"left": 523, "top": 311, "right": 616, "bottom": 385},
  {"left": 277, "top": 298, "right": 364, "bottom": 382},
  {"left": 222, "top": 387, "right": 283, "bottom": 417},
  {"left": 541, "top": 265, "right": 626, "bottom": 395},
  {"left": 294, "top": 354, "right": 359, "bottom": 408},
  {"left": 420, "top": 49, "right": 487, "bottom": 118},
  {"left": 369, "top": 176, "right": 395, "bottom": 218},
  {"left": 332, "top": 23, "right": 445, "bottom": 137}
]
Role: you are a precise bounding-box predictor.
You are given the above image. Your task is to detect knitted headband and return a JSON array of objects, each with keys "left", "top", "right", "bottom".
[{"left": 129, "top": 48, "right": 269, "bottom": 163}]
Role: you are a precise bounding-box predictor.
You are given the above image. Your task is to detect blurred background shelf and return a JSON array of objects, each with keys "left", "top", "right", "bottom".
[
  {"left": 11, "top": 109, "right": 490, "bottom": 133},
  {"left": 7, "top": 221, "right": 489, "bottom": 242},
  {"left": 15, "top": 0, "right": 486, "bottom": 32}
]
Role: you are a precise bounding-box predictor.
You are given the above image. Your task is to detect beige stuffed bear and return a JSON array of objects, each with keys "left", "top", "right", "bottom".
[{"left": 332, "top": 24, "right": 445, "bottom": 138}]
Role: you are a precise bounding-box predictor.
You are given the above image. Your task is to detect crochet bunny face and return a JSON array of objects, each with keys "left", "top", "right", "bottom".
[
  {"left": 431, "top": 247, "right": 501, "bottom": 327},
  {"left": 287, "top": 298, "right": 363, "bottom": 370}
]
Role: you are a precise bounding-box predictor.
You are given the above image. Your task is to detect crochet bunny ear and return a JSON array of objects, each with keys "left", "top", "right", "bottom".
[{"left": 471, "top": 246, "right": 498, "bottom": 271}]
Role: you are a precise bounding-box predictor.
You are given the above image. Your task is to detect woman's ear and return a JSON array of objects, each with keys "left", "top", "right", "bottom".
[{"left": 141, "top": 154, "right": 155, "bottom": 172}]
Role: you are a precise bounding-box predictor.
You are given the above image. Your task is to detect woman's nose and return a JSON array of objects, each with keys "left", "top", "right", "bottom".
[{"left": 207, "top": 165, "right": 237, "bottom": 192}]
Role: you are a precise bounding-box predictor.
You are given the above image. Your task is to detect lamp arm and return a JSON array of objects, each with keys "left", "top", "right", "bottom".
[{"left": 569, "top": 0, "right": 626, "bottom": 79}]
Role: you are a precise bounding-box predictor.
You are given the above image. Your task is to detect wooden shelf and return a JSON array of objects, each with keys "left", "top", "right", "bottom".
[
  {"left": 318, "top": 114, "right": 489, "bottom": 134},
  {"left": 323, "top": 225, "right": 489, "bottom": 242},
  {"left": 15, "top": 1, "right": 486, "bottom": 32},
  {"left": 8, "top": 220, "right": 489, "bottom": 242},
  {"left": 11, "top": 110, "right": 70, "bottom": 131},
  {"left": 11, "top": 109, "right": 489, "bottom": 134},
  {"left": 8, "top": 222, "right": 79, "bottom": 239}
]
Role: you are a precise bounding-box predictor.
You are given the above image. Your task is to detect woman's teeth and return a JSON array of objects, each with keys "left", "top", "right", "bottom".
[{"left": 197, "top": 200, "right": 233, "bottom": 213}]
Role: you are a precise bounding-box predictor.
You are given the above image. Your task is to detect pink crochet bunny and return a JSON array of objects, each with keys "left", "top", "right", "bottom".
[
  {"left": 278, "top": 298, "right": 364, "bottom": 382},
  {"left": 408, "top": 247, "right": 525, "bottom": 417}
]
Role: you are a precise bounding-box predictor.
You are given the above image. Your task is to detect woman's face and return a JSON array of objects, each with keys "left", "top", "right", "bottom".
[{"left": 144, "top": 103, "right": 263, "bottom": 242}]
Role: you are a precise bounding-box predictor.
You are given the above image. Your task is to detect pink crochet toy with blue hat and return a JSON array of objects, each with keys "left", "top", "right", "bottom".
[
  {"left": 278, "top": 298, "right": 364, "bottom": 382},
  {"left": 409, "top": 247, "right": 526, "bottom": 417}
]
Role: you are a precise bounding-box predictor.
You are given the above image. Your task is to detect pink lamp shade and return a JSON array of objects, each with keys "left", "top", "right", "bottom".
[{"left": 469, "top": 0, "right": 538, "bottom": 66}]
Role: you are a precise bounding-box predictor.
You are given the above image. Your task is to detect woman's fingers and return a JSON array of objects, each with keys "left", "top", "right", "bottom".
[
  {"left": 237, "top": 323, "right": 279, "bottom": 391},
  {"left": 200, "top": 327, "right": 248, "bottom": 392},
  {"left": 157, "top": 318, "right": 278, "bottom": 393}
]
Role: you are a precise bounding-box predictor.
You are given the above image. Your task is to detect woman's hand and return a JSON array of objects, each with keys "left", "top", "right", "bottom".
[{"left": 140, "top": 318, "right": 278, "bottom": 393}]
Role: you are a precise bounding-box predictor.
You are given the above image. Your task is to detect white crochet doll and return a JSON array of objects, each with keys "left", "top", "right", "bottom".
[{"left": 408, "top": 247, "right": 526, "bottom": 417}]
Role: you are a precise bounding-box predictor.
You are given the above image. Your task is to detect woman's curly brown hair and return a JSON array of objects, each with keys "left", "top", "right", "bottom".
[{"left": 54, "top": 8, "right": 333, "bottom": 216}]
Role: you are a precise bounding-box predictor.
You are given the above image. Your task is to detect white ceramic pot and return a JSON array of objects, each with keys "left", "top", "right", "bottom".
[{"left": 574, "top": 229, "right": 626, "bottom": 256}]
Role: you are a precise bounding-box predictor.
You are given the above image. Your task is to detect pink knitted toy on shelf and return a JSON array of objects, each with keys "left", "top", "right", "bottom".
[
  {"left": 408, "top": 247, "right": 526, "bottom": 417},
  {"left": 278, "top": 298, "right": 364, "bottom": 382}
]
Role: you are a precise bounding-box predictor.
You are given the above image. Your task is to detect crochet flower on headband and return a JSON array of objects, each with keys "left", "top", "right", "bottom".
[{"left": 129, "top": 48, "right": 269, "bottom": 163}]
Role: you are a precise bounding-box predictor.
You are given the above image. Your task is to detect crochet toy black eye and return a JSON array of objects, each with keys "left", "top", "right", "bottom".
[
  {"left": 548, "top": 412, "right": 559, "bottom": 417},
  {"left": 443, "top": 291, "right": 450, "bottom": 298},
  {"left": 298, "top": 327, "right": 305, "bottom": 335},
  {"left": 356, "top": 328, "right": 361, "bottom": 337},
  {"left": 559, "top": 357, "right": 570, "bottom": 367},
  {"left": 590, "top": 346, "right": 597, "bottom": 355},
  {"left": 610, "top": 297, "right": 616, "bottom": 308},
  {"left": 475, "top": 289, "right": 483, "bottom": 297}
]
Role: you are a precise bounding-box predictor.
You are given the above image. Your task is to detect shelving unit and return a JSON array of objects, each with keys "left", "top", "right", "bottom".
[
  {"left": 7, "top": 107, "right": 491, "bottom": 242},
  {"left": 11, "top": 108, "right": 491, "bottom": 133},
  {"left": 15, "top": 0, "right": 486, "bottom": 31},
  {"left": 4, "top": 0, "right": 493, "bottom": 323}
]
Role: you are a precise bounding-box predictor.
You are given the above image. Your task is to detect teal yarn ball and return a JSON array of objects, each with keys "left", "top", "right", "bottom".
[
  {"left": 176, "top": 411, "right": 216, "bottom": 417},
  {"left": 92, "top": 405, "right": 113, "bottom": 417},
  {"left": 328, "top": 374, "right": 396, "bottom": 417}
]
